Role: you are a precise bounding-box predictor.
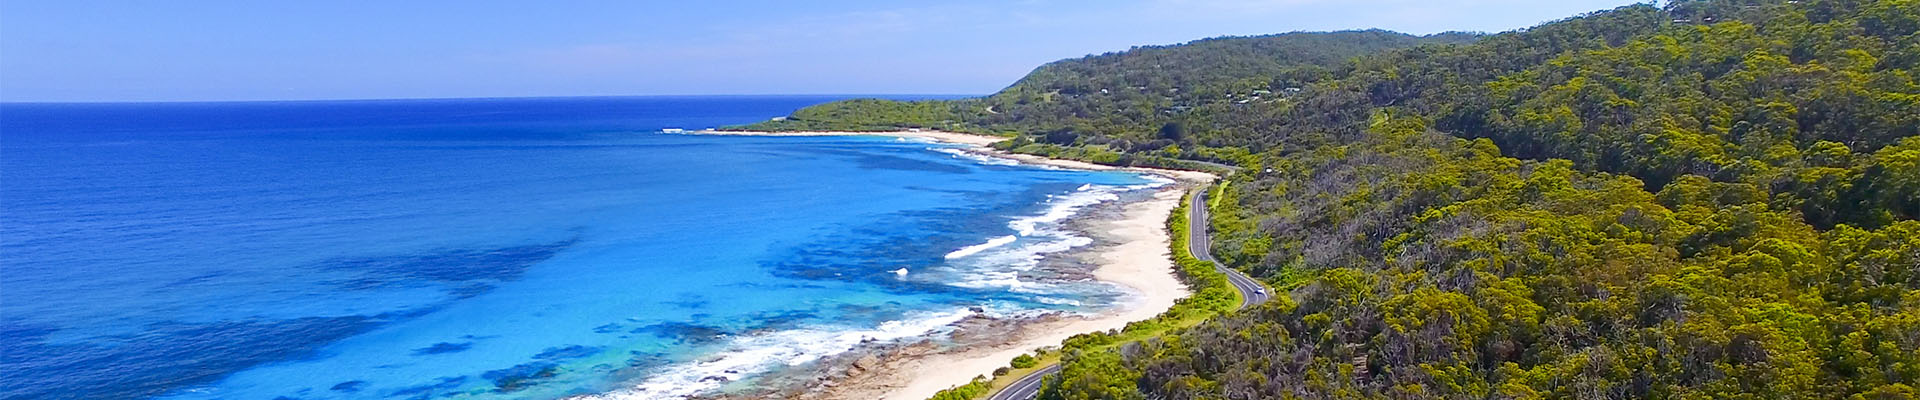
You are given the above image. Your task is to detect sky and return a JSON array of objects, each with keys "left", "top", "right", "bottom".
[{"left": 0, "top": 0, "right": 1643, "bottom": 102}]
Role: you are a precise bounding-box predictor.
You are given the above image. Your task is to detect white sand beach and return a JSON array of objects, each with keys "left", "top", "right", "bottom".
[
  {"left": 692, "top": 129, "right": 1009, "bottom": 146},
  {"left": 693, "top": 129, "right": 1216, "bottom": 400},
  {"left": 869, "top": 186, "right": 1197, "bottom": 400},
  {"left": 694, "top": 129, "right": 1216, "bottom": 179}
]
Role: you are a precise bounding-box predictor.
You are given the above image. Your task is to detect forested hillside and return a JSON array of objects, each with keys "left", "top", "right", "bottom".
[
  {"left": 739, "top": 30, "right": 1475, "bottom": 136},
  {"left": 748, "top": 0, "right": 1920, "bottom": 398}
]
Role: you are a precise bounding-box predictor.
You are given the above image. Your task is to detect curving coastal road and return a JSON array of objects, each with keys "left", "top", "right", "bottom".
[
  {"left": 987, "top": 364, "right": 1060, "bottom": 400},
  {"left": 988, "top": 185, "right": 1269, "bottom": 400},
  {"left": 1190, "top": 188, "right": 1272, "bottom": 307}
]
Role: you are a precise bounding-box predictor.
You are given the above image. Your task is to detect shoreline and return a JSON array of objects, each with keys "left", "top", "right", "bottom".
[
  {"left": 693, "top": 129, "right": 1213, "bottom": 179},
  {"left": 873, "top": 187, "right": 1195, "bottom": 400},
  {"left": 689, "top": 129, "right": 1216, "bottom": 400},
  {"left": 692, "top": 129, "right": 1009, "bottom": 146}
]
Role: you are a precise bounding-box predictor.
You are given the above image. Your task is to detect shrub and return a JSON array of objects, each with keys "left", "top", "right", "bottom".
[
  {"left": 927, "top": 376, "right": 991, "bottom": 400},
  {"left": 1010, "top": 354, "right": 1038, "bottom": 369}
]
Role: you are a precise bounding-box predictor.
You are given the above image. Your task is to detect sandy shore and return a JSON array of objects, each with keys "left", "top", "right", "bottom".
[
  {"left": 694, "top": 129, "right": 1009, "bottom": 146},
  {"left": 695, "top": 130, "right": 1214, "bottom": 180},
  {"left": 690, "top": 129, "right": 1215, "bottom": 400},
  {"left": 874, "top": 187, "right": 1195, "bottom": 400},
  {"left": 745, "top": 186, "right": 1201, "bottom": 400}
]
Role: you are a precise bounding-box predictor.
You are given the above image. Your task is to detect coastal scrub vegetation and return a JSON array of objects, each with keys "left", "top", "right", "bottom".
[
  {"left": 1012, "top": 354, "right": 1039, "bottom": 369},
  {"left": 1044, "top": 192, "right": 1243, "bottom": 358},
  {"left": 761, "top": 0, "right": 1920, "bottom": 398},
  {"left": 929, "top": 376, "right": 992, "bottom": 400}
]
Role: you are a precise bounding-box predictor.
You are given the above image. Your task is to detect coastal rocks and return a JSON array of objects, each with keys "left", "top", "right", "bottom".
[
  {"left": 697, "top": 331, "right": 950, "bottom": 399},
  {"left": 482, "top": 362, "right": 559, "bottom": 392},
  {"left": 409, "top": 341, "right": 471, "bottom": 355},
  {"left": 948, "top": 313, "right": 1045, "bottom": 344},
  {"left": 851, "top": 355, "right": 881, "bottom": 372},
  {"left": 391, "top": 376, "right": 469, "bottom": 398},
  {"left": 739, "top": 310, "right": 817, "bottom": 335},
  {"left": 533, "top": 344, "right": 601, "bottom": 360},
  {"left": 629, "top": 322, "right": 731, "bottom": 345},
  {"left": 329, "top": 380, "right": 366, "bottom": 392},
  {"left": 706, "top": 312, "right": 1063, "bottom": 400},
  {"left": 316, "top": 238, "right": 580, "bottom": 295}
]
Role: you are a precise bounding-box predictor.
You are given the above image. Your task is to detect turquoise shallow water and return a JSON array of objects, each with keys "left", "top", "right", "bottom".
[{"left": 0, "top": 97, "right": 1154, "bottom": 399}]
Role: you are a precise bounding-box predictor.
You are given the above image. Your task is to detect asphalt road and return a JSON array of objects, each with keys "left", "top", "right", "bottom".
[
  {"left": 986, "top": 364, "right": 1060, "bottom": 400},
  {"left": 987, "top": 185, "right": 1269, "bottom": 400},
  {"left": 1190, "top": 188, "right": 1272, "bottom": 307}
]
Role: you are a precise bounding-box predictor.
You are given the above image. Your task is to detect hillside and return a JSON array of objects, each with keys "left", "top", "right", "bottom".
[
  {"left": 738, "top": 30, "right": 1476, "bottom": 137},
  {"left": 754, "top": 0, "right": 1920, "bottom": 398}
]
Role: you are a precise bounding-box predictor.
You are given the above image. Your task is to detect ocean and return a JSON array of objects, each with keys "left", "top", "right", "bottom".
[{"left": 0, "top": 96, "right": 1159, "bottom": 399}]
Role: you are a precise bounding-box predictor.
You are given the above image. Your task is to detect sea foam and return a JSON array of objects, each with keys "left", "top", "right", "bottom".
[
  {"left": 1007, "top": 184, "right": 1120, "bottom": 237},
  {"left": 932, "top": 148, "right": 1018, "bottom": 166},
  {"left": 942, "top": 184, "right": 1121, "bottom": 293},
  {"left": 940, "top": 173, "right": 1174, "bottom": 296},
  {"left": 585, "top": 152, "right": 1171, "bottom": 399},
  {"left": 944, "top": 235, "right": 1018, "bottom": 259},
  {"left": 577, "top": 309, "right": 974, "bottom": 400},
  {"left": 597, "top": 153, "right": 1173, "bottom": 399}
]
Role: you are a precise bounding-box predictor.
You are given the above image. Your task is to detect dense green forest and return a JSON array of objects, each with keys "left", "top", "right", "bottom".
[
  {"left": 739, "top": 30, "right": 1476, "bottom": 135},
  {"left": 747, "top": 0, "right": 1920, "bottom": 398}
]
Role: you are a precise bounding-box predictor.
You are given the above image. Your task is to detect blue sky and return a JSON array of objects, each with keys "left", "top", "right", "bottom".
[{"left": 0, "top": 0, "right": 1642, "bottom": 102}]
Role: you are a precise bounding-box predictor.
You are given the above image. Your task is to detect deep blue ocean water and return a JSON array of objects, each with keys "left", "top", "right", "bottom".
[{"left": 0, "top": 96, "right": 1155, "bottom": 399}]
